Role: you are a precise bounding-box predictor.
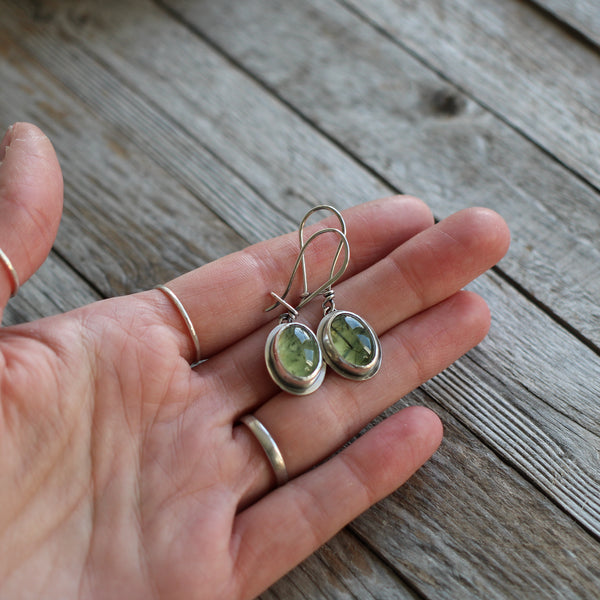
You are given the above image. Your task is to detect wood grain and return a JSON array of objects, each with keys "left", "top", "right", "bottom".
[
  {"left": 6, "top": 0, "right": 600, "bottom": 518},
  {"left": 342, "top": 0, "right": 600, "bottom": 187},
  {"left": 4, "top": 0, "right": 391, "bottom": 240},
  {"left": 164, "top": 0, "right": 600, "bottom": 351},
  {"left": 442, "top": 272, "right": 600, "bottom": 536},
  {"left": 533, "top": 0, "right": 600, "bottom": 46},
  {"left": 262, "top": 529, "right": 419, "bottom": 599},
  {"left": 353, "top": 391, "right": 600, "bottom": 599},
  {"left": 0, "top": 17, "right": 247, "bottom": 296}
]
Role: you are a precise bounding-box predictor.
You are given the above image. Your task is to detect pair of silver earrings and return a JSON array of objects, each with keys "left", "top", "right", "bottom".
[{"left": 265, "top": 206, "right": 382, "bottom": 395}]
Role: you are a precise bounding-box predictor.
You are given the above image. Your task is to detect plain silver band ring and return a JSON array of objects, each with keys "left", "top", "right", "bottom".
[
  {"left": 0, "top": 247, "right": 20, "bottom": 297},
  {"left": 155, "top": 284, "right": 201, "bottom": 364},
  {"left": 240, "top": 414, "right": 289, "bottom": 486}
]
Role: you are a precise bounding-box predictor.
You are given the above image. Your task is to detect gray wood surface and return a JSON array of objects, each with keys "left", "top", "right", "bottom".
[
  {"left": 342, "top": 0, "right": 600, "bottom": 186},
  {"left": 533, "top": 0, "right": 600, "bottom": 46},
  {"left": 355, "top": 391, "right": 600, "bottom": 599},
  {"left": 2, "top": 0, "right": 600, "bottom": 598}
]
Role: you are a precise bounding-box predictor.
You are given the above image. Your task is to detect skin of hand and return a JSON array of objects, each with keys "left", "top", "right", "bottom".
[{"left": 0, "top": 123, "right": 510, "bottom": 599}]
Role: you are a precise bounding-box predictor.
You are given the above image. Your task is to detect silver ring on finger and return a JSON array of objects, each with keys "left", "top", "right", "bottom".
[
  {"left": 0, "top": 247, "right": 20, "bottom": 297},
  {"left": 240, "top": 414, "right": 289, "bottom": 487},
  {"left": 155, "top": 284, "right": 201, "bottom": 365}
]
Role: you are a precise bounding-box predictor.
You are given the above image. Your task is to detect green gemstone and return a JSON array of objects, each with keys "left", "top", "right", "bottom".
[
  {"left": 275, "top": 324, "right": 320, "bottom": 378},
  {"left": 330, "top": 314, "right": 374, "bottom": 366}
]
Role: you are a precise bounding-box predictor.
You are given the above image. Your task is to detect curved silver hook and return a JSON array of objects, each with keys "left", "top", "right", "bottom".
[
  {"left": 265, "top": 227, "right": 350, "bottom": 313},
  {"left": 298, "top": 205, "right": 346, "bottom": 299}
]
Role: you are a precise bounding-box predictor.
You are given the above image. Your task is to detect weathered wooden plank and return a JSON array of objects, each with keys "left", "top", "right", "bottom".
[
  {"left": 0, "top": 25, "right": 247, "bottom": 296},
  {"left": 163, "top": 0, "right": 600, "bottom": 351},
  {"left": 341, "top": 0, "right": 600, "bottom": 186},
  {"left": 438, "top": 272, "right": 600, "bottom": 537},
  {"left": 352, "top": 392, "right": 600, "bottom": 599},
  {"left": 261, "top": 529, "right": 419, "bottom": 600},
  {"left": 532, "top": 0, "right": 600, "bottom": 46},
  {"left": 3, "top": 0, "right": 390, "bottom": 244}
]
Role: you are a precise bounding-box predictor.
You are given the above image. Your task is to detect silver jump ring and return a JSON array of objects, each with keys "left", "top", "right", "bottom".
[
  {"left": 240, "top": 414, "right": 289, "bottom": 486},
  {"left": 155, "top": 284, "right": 201, "bottom": 365},
  {"left": 0, "top": 247, "right": 20, "bottom": 297}
]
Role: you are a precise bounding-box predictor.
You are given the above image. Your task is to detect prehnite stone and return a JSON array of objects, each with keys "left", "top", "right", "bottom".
[
  {"left": 330, "top": 314, "right": 374, "bottom": 366},
  {"left": 275, "top": 324, "right": 319, "bottom": 378}
]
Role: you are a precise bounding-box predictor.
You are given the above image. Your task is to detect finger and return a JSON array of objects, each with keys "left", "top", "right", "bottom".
[
  {"left": 143, "top": 196, "right": 434, "bottom": 362},
  {"left": 234, "top": 290, "right": 488, "bottom": 504},
  {"left": 0, "top": 123, "right": 63, "bottom": 307},
  {"left": 230, "top": 405, "right": 443, "bottom": 599},
  {"left": 367, "top": 206, "right": 511, "bottom": 334},
  {"left": 201, "top": 206, "right": 509, "bottom": 419}
]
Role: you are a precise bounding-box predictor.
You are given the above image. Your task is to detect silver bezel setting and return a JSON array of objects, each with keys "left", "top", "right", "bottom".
[
  {"left": 317, "top": 310, "right": 382, "bottom": 381},
  {"left": 265, "top": 322, "right": 326, "bottom": 395}
]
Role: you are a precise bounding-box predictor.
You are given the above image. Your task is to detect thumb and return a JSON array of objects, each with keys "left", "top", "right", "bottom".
[{"left": 0, "top": 122, "right": 63, "bottom": 312}]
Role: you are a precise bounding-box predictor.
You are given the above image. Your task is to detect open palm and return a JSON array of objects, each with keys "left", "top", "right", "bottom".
[{"left": 0, "top": 123, "right": 510, "bottom": 599}]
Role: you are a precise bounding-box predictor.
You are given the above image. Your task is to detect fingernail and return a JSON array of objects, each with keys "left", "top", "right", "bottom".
[{"left": 0, "top": 125, "right": 14, "bottom": 162}]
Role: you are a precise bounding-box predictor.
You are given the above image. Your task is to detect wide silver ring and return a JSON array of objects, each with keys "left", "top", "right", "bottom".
[
  {"left": 0, "top": 247, "right": 20, "bottom": 297},
  {"left": 240, "top": 414, "right": 289, "bottom": 486},
  {"left": 155, "top": 284, "right": 201, "bottom": 365}
]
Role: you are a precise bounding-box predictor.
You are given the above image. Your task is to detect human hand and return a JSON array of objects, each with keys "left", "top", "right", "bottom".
[{"left": 0, "top": 123, "right": 510, "bottom": 599}]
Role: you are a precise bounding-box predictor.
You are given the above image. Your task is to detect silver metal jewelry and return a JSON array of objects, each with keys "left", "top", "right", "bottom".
[
  {"left": 299, "top": 207, "right": 382, "bottom": 381},
  {"left": 0, "top": 247, "right": 20, "bottom": 297},
  {"left": 265, "top": 293, "right": 326, "bottom": 396},
  {"left": 312, "top": 243, "right": 382, "bottom": 381},
  {"left": 265, "top": 227, "right": 350, "bottom": 395},
  {"left": 240, "top": 414, "right": 288, "bottom": 486},
  {"left": 155, "top": 284, "right": 201, "bottom": 365},
  {"left": 273, "top": 205, "right": 346, "bottom": 306}
]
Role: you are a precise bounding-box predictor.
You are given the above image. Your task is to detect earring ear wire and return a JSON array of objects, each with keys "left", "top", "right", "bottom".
[
  {"left": 268, "top": 292, "right": 298, "bottom": 321},
  {"left": 265, "top": 227, "right": 349, "bottom": 314},
  {"left": 297, "top": 205, "right": 346, "bottom": 302}
]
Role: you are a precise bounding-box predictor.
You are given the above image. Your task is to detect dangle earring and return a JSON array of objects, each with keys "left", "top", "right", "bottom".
[
  {"left": 316, "top": 289, "right": 382, "bottom": 381},
  {"left": 265, "top": 226, "right": 350, "bottom": 395},
  {"left": 296, "top": 207, "right": 382, "bottom": 381}
]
